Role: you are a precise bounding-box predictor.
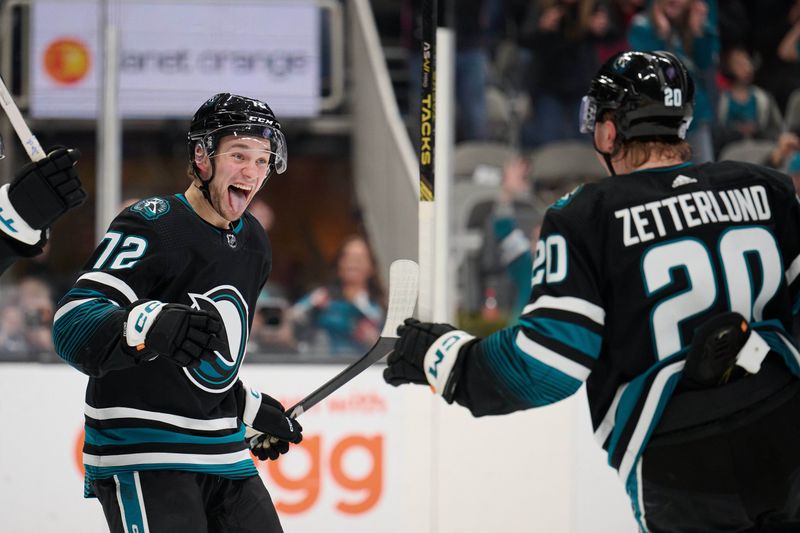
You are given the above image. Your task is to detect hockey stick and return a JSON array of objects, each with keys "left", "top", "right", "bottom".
[
  {"left": 419, "top": 0, "right": 436, "bottom": 202},
  {"left": 286, "top": 259, "right": 419, "bottom": 418},
  {"left": 0, "top": 74, "right": 44, "bottom": 161},
  {"left": 248, "top": 259, "right": 419, "bottom": 449}
]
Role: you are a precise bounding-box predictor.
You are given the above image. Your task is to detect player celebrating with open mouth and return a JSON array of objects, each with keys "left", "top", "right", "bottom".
[{"left": 53, "top": 93, "right": 302, "bottom": 533}]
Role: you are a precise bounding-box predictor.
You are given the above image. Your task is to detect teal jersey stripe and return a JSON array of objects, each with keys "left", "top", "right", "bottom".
[
  {"left": 59, "top": 287, "right": 107, "bottom": 306},
  {"left": 604, "top": 352, "right": 685, "bottom": 466},
  {"left": 483, "top": 328, "right": 582, "bottom": 407},
  {"left": 85, "top": 424, "right": 246, "bottom": 447},
  {"left": 115, "top": 473, "right": 146, "bottom": 533},
  {"left": 53, "top": 300, "right": 118, "bottom": 364},
  {"left": 521, "top": 317, "right": 602, "bottom": 359}
]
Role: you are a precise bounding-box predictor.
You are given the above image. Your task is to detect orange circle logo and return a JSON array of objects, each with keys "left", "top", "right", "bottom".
[{"left": 43, "top": 38, "right": 91, "bottom": 85}]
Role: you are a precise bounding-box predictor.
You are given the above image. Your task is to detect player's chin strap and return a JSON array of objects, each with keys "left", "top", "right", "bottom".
[
  {"left": 592, "top": 136, "right": 619, "bottom": 177},
  {"left": 191, "top": 163, "right": 216, "bottom": 207},
  {"left": 190, "top": 159, "right": 233, "bottom": 228},
  {"left": 601, "top": 152, "right": 616, "bottom": 176}
]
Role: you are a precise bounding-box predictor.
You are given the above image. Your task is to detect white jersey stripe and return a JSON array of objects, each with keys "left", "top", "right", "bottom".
[
  {"left": 617, "top": 361, "right": 685, "bottom": 483},
  {"left": 54, "top": 298, "right": 119, "bottom": 323},
  {"left": 636, "top": 460, "right": 649, "bottom": 531},
  {"left": 780, "top": 334, "right": 800, "bottom": 367},
  {"left": 787, "top": 253, "right": 800, "bottom": 286},
  {"left": 515, "top": 331, "right": 591, "bottom": 381},
  {"left": 594, "top": 382, "right": 628, "bottom": 447},
  {"left": 85, "top": 404, "right": 239, "bottom": 432},
  {"left": 523, "top": 295, "right": 606, "bottom": 326},
  {"left": 134, "top": 472, "right": 151, "bottom": 533},
  {"left": 84, "top": 449, "right": 252, "bottom": 467},
  {"left": 78, "top": 271, "right": 138, "bottom": 304},
  {"left": 114, "top": 475, "right": 131, "bottom": 533}
]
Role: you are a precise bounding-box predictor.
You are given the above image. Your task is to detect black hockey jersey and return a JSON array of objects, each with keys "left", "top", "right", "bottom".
[
  {"left": 450, "top": 161, "right": 800, "bottom": 523},
  {"left": 53, "top": 194, "right": 271, "bottom": 496}
]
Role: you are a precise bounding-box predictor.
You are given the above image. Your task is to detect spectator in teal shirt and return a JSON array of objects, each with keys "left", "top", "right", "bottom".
[
  {"left": 491, "top": 157, "right": 543, "bottom": 319},
  {"left": 289, "top": 235, "right": 385, "bottom": 355},
  {"left": 715, "top": 47, "right": 783, "bottom": 156}
]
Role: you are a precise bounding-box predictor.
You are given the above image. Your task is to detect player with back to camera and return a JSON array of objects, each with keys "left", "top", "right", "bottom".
[
  {"left": 52, "top": 93, "right": 302, "bottom": 533},
  {"left": 0, "top": 139, "right": 85, "bottom": 274},
  {"left": 384, "top": 50, "right": 800, "bottom": 532}
]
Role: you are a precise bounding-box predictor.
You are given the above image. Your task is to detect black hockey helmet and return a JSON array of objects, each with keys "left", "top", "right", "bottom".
[
  {"left": 579, "top": 51, "right": 694, "bottom": 142},
  {"left": 187, "top": 93, "right": 287, "bottom": 182}
]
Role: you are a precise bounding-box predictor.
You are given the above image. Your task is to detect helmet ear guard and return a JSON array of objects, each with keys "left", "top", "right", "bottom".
[{"left": 193, "top": 142, "right": 208, "bottom": 165}]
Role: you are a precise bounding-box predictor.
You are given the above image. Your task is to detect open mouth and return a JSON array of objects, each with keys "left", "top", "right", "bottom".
[{"left": 227, "top": 183, "right": 253, "bottom": 214}]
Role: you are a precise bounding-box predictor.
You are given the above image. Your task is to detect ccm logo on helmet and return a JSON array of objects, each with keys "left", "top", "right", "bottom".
[{"left": 247, "top": 116, "right": 275, "bottom": 125}]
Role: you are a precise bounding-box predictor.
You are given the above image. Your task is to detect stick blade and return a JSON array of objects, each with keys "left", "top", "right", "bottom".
[
  {"left": 285, "top": 259, "right": 419, "bottom": 418},
  {"left": 380, "top": 259, "right": 420, "bottom": 338}
]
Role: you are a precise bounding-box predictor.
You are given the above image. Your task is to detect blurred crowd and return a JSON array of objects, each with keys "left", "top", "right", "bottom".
[
  {"left": 4, "top": 0, "right": 800, "bottom": 361},
  {"left": 0, "top": 229, "right": 386, "bottom": 364},
  {"left": 0, "top": 191, "right": 388, "bottom": 363},
  {"left": 394, "top": 0, "right": 800, "bottom": 334},
  {"left": 396, "top": 0, "right": 800, "bottom": 167}
]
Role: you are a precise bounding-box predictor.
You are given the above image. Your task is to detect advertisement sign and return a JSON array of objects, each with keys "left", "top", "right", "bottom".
[
  {"left": 0, "top": 364, "right": 402, "bottom": 533},
  {"left": 30, "top": 1, "right": 320, "bottom": 118}
]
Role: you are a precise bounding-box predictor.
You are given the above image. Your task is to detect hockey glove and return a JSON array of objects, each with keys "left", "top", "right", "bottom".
[
  {"left": 239, "top": 385, "right": 303, "bottom": 461},
  {"left": 681, "top": 312, "right": 770, "bottom": 390},
  {"left": 383, "top": 318, "right": 476, "bottom": 401},
  {"left": 123, "top": 300, "right": 227, "bottom": 367},
  {"left": 8, "top": 147, "right": 86, "bottom": 230}
]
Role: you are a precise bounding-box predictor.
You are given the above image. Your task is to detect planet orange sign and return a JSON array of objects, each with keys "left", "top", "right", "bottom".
[{"left": 43, "top": 37, "right": 91, "bottom": 85}]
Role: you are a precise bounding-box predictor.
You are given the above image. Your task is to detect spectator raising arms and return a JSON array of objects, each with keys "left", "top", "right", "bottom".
[{"left": 518, "top": 0, "right": 617, "bottom": 148}]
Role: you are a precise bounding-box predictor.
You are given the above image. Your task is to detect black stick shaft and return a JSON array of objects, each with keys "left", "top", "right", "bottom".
[{"left": 419, "top": 0, "right": 437, "bottom": 201}]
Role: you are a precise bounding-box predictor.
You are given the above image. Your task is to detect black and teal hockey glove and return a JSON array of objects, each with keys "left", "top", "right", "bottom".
[
  {"left": 8, "top": 147, "right": 86, "bottom": 230},
  {"left": 383, "top": 318, "right": 477, "bottom": 402},
  {"left": 123, "top": 300, "right": 227, "bottom": 367},
  {"left": 240, "top": 385, "right": 303, "bottom": 461}
]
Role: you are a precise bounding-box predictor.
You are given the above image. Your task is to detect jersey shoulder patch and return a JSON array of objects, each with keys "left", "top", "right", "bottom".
[
  {"left": 550, "top": 184, "right": 586, "bottom": 210},
  {"left": 130, "top": 197, "right": 171, "bottom": 221}
]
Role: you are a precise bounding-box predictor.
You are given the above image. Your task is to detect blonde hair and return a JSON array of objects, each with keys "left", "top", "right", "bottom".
[
  {"left": 601, "top": 111, "right": 693, "bottom": 166},
  {"left": 617, "top": 139, "right": 693, "bottom": 167}
]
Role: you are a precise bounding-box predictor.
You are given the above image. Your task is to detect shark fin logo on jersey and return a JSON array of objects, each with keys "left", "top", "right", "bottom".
[
  {"left": 183, "top": 285, "right": 249, "bottom": 393},
  {"left": 131, "top": 197, "right": 170, "bottom": 220},
  {"left": 551, "top": 184, "right": 584, "bottom": 210},
  {"left": 671, "top": 174, "right": 697, "bottom": 188}
]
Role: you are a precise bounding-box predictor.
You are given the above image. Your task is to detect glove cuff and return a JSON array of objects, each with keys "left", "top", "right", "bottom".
[
  {"left": 241, "top": 383, "right": 263, "bottom": 427},
  {"left": 423, "top": 330, "right": 475, "bottom": 398},
  {"left": 0, "top": 184, "right": 42, "bottom": 245},
  {"left": 124, "top": 300, "right": 166, "bottom": 348}
]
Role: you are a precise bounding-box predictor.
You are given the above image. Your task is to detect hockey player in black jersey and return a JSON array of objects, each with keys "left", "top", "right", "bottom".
[
  {"left": 385, "top": 51, "right": 800, "bottom": 532},
  {"left": 0, "top": 145, "right": 85, "bottom": 274},
  {"left": 53, "top": 93, "right": 302, "bottom": 533}
]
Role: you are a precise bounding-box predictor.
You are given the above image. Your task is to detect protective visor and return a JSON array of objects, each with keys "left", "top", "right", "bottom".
[
  {"left": 578, "top": 96, "right": 598, "bottom": 134},
  {"left": 202, "top": 123, "right": 287, "bottom": 175}
]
